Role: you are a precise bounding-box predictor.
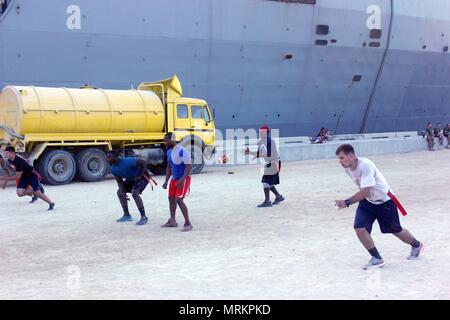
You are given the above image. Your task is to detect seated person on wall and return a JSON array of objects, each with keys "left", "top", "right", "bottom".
[
  {"left": 320, "top": 128, "right": 330, "bottom": 143},
  {"left": 311, "top": 127, "right": 325, "bottom": 144},
  {"left": 422, "top": 123, "right": 435, "bottom": 151},
  {"left": 444, "top": 124, "right": 450, "bottom": 149},
  {"left": 311, "top": 127, "right": 330, "bottom": 144}
]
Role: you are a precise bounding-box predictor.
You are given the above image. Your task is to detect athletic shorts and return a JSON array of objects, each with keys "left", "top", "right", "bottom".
[
  {"left": 123, "top": 177, "right": 148, "bottom": 194},
  {"left": 261, "top": 173, "right": 280, "bottom": 188},
  {"left": 261, "top": 161, "right": 281, "bottom": 187},
  {"left": 168, "top": 176, "right": 191, "bottom": 199},
  {"left": 354, "top": 199, "right": 403, "bottom": 234},
  {"left": 17, "top": 172, "right": 41, "bottom": 192}
]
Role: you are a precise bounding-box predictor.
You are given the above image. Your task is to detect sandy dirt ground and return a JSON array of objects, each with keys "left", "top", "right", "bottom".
[{"left": 0, "top": 150, "right": 449, "bottom": 300}]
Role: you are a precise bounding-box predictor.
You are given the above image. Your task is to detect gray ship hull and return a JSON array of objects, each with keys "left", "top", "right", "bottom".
[{"left": 1, "top": 0, "right": 449, "bottom": 136}]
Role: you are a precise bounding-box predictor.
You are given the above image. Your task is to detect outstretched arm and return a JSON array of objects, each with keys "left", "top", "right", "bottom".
[
  {"left": 335, "top": 187, "right": 371, "bottom": 209},
  {"left": 0, "top": 172, "right": 21, "bottom": 189},
  {"left": 244, "top": 145, "right": 266, "bottom": 159}
]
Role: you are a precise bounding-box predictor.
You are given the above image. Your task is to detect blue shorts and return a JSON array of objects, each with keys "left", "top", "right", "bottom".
[
  {"left": 17, "top": 172, "right": 41, "bottom": 192},
  {"left": 354, "top": 199, "right": 403, "bottom": 234}
]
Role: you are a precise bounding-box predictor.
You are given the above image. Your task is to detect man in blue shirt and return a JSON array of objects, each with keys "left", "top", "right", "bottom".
[
  {"left": 108, "top": 151, "right": 151, "bottom": 226},
  {"left": 162, "top": 133, "right": 193, "bottom": 232}
]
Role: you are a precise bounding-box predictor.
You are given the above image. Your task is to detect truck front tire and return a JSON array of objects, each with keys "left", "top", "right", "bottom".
[
  {"left": 75, "top": 148, "right": 109, "bottom": 182},
  {"left": 187, "top": 144, "right": 205, "bottom": 174},
  {"left": 38, "top": 150, "right": 77, "bottom": 185}
]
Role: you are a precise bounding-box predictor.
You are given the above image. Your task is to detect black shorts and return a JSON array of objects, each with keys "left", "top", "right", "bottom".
[
  {"left": 261, "top": 160, "right": 281, "bottom": 187},
  {"left": 17, "top": 172, "right": 41, "bottom": 192},
  {"left": 123, "top": 177, "right": 148, "bottom": 194},
  {"left": 261, "top": 173, "right": 280, "bottom": 186},
  {"left": 354, "top": 199, "right": 403, "bottom": 234}
]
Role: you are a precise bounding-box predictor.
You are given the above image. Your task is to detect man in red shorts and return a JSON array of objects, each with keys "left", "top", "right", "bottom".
[{"left": 161, "top": 132, "right": 193, "bottom": 232}]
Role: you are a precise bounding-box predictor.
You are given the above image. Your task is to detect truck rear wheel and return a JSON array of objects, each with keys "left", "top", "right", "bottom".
[
  {"left": 39, "top": 150, "right": 76, "bottom": 185},
  {"left": 75, "top": 148, "right": 109, "bottom": 182}
]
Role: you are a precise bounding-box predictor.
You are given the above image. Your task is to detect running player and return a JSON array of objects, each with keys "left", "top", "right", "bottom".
[
  {"left": 0, "top": 154, "right": 43, "bottom": 202},
  {"left": 161, "top": 132, "right": 193, "bottom": 232},
  {"left": 335, "top": 144, "right": 423, "bottom": 270},
  {"left": 2, "top": 146, "right": 54, "bottom": 210},
  {"left": 107, "top": 151, "right": 151, "bottom": 226}
]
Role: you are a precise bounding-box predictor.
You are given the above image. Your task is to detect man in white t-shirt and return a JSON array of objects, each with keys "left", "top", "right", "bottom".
[{"left": 334, "top": 144, "right": 424, "bottom": 270}]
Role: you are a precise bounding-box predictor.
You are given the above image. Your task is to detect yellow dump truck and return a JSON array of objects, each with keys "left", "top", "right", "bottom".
[{"left": 0, "top": 76, "right": 216, "bottom": 185}]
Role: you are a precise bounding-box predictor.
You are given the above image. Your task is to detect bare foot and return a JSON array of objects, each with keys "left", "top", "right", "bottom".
[
  {"left": 161, "top": 220, "right": 178, "bottom": 228},
  {"left": 181, "top": 224, "right": 193, "bottom": 232}
]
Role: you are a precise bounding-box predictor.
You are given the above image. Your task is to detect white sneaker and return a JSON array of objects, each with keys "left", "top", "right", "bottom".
[
  {"left": 363, "top": 257, "right": 385, "bottom": 270},
  {"left": 407, "top": 242, "right": 424, "bottom": 260}
]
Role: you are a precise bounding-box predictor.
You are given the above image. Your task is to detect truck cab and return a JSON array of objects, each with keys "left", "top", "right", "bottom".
[{"left": 172, "top": 98, "right": 215, "bottom": 148}]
